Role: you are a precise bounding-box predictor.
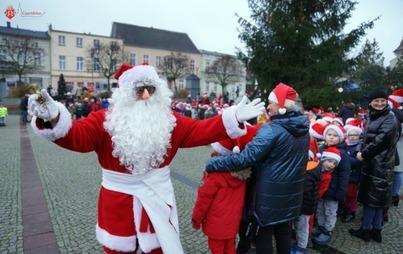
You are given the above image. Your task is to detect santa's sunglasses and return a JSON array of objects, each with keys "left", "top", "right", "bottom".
[{"left": 135, "top": 85, "right": 156, "bottom": 96}]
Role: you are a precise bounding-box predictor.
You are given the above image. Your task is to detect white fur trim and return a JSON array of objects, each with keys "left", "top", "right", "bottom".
[
  {"left": 390, "top": 95, "right": 403, "bottom": 103},
  {"left": 211, "top": 142, "right": 232, "bottom": 155},
  {"left": 30, "top": 102, "right": 72, "bottom": 141},
  {"left": 133, "top": 197, "right": 162, "bottom": 253},
  {"left": 321, "top": 151, "right": 341, "bottom": 165},
  {"left": 96, "top": 224, "right": 137, "bottom": 252},
  {"left": 222, "top": 106, "right": 246, "bottom": 138}
]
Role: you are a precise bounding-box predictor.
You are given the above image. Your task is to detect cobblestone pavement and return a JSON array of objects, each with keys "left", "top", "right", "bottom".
[{"left": 0, "top": 115, "right": 402, "bottom": 253}]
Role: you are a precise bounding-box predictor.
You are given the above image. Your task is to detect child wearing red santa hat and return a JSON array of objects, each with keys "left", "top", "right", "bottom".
[
  {"left": 192, "top": 124, "right": 259, "bottom": 254},
  {"left": 312, "top": 124, "right": 351, "bottom": 245},
  {"left": 341, "top": 126, "right": 363, "bottom": 223}
]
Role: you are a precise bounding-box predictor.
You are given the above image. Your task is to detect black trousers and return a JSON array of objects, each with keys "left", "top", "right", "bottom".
[{"left": 255, "top": 221, "right": 291, "bottom": 254}]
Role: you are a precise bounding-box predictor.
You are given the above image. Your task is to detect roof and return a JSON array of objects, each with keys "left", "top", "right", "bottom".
[
  {"left": 111, "top": 22, "right": 200, "bottom": 54},
  {"left": 0, "top": 25, "right": 50, "bottom": 40},
  {"left": 393, "top": 39, "right": 403, "bottom": 54}
]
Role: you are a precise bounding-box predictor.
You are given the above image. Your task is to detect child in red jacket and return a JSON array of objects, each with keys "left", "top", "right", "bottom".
[{"left": 192, "top": 126, "right": 258, "bottom": 254}]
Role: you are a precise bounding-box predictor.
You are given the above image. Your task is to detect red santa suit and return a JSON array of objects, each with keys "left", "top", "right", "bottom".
[{"left": 31, "top": 101, "right": 247, "bottom": 253}]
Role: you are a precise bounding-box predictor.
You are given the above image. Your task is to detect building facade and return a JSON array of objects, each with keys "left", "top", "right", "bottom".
[
  {"left": 48, "top": 26, "right": 124, "bottom": 97},
  {"left": 0, "top": 21, "right": 51, "bottom": 98}
]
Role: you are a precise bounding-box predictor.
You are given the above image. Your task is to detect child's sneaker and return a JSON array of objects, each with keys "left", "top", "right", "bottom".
[
  {"left": 290, "top": 245, "right": 306, "bottom": 254},
  {"left": 313, "top": 229, "right": 332, "bottom": 245},
  {"left": 311, "top": 226, "right": 324, "bottom": 237}
]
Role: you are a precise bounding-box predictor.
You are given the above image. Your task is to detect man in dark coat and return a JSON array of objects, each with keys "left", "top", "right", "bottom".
[{"left": 206, "top": 83, "right": 310, "bottom": 254}]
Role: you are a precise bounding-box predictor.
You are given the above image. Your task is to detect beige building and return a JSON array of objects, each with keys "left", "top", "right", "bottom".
[
  {"left": 0, "top": 22, "right": 51, "bottom": 97},
  {"left": 199, "top": 49, "right": 246, "bottom": 101},
  {"left": 48, "top": 26, "right": 124, "bottom": 97},
  {"left": 390, "top": 39, "right": 403, "bottom": 69},
  {"left": 111, "top": 22, "right": 202, "bottom": 98}
]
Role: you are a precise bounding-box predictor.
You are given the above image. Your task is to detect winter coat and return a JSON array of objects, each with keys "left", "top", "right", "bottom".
[
  {"left": 206, "top": 110, "right": 310, "bottom": 227},
  {"left": 347, "top": 143, "right": 363, "bottom": 183},
  {"left": 192, "top": 172, "right": 247, "bottom": 239},
  {"left": 337, "top": 104, "right": 355, "bottom": 124},
  {"left": 391, "top": 107, "right": 403, "bottom": 172},
  {"left": 320, "top": 143, "right": 351, "bottom": 202},
  {"left": 301, "top": 161, "right": 322, "bottom": 215},
  {"left": 357, "top": 106, "right": 399, "bottom": 207}
]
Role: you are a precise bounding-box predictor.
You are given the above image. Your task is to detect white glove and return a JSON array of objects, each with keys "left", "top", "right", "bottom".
[
  {"left": 235, "top": 96, "right": 265, "bottom": 122},
  {"left": 28, "top": 89, "right": 59, "bottom": 122}
]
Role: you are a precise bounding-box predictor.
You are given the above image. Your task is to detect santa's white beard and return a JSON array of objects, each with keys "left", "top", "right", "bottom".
[{"left": 104, "top": 87, "right": 176, "bottom": 174}]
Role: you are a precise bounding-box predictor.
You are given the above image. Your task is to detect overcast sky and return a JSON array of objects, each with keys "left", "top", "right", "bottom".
[{"left": 1, "top": 0, "right": 402, "bottom": 66}]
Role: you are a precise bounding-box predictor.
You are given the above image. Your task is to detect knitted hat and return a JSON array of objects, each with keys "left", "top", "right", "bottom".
[
  {"left": 324, "top": 124, "right": 346, "bottom": 143},
  {"left": 389, "top": 88, "right": 403, "bottom": 103},
  {"left": 368, "top": 88, "right": 388, "bottom": 103},
  {"left": 321, "top": 147, "right": 341, "bottom": 165},
  {"left": 268, "top": 83, "right": 297, "bottom": 115}
]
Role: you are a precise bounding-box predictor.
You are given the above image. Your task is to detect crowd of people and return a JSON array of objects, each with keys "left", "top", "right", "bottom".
[{"left": 26, "top": 62, "right": 402, "bottom": 254}]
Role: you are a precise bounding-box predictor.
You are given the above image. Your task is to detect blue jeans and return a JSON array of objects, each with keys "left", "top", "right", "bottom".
[
  {"left": 362, "top": 206, "right": 383, "bottom": 230},
  {"left": 21, "top": 110, "right": 28, "bottom": 122},
  {"left": 392, "top": 172, "right": 402, "bottom": 196}
]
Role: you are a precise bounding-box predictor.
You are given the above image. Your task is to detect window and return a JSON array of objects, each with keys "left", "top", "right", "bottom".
[
  {"left": 129, "top": 53, "right": 136, "bottom": 65},
  {"left": 156, "top": 56, "right": 162, "bottom": 68},
  {"left": 205, "top": 82, "right": 209, "bottom": 92},
  {"left": 190, "top": 59, "right": 195, "bottom": 73},
  {"left": 143, "top": 54, "right": 149, "bottom": 63},
  {"left": 179, "top": 79, "right": 184, "bottom": 90},
  {"left": 76, "top": 37, "right": 83, "bottom": 48},
  {"left": 93, "top": 58, "right": 100, "bottom": 72},
  {"left": 214, "top": 83, "right": 218, "bottom": 92},
  {"left": 58, "top": 35, "right": 65, "bottom": 46},
  {"left": 93, "top": 39, "right": 100, "bottom": 48},
  {"left": 33, "top": 52, "right": 41, "bottom": 66},
  {"left": 0, "top": 49, "right": 7, "bottom": 61},
  {"left": 179, "top": 59, "right": 184, "bottom": 70},
  {"left": 18, "top": 51, "right": 25, "bottom": 65},
  {"left": 76, "top": 57, "right": 83, "bottom": 71},
  {"left": 59, "top": 55, "right": 66, "bottom": 70}
]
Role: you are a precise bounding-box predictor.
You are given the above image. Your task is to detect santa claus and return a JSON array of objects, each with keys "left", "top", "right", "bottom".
[{"left": 28, "top": 64, "right": 265, "bottom": 254}]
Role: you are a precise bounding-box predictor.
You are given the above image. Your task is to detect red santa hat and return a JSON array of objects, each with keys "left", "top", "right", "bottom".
[
  {"left": 311, "top": 107, "right": 322, "bottom": 115},
  {"left": 320, "top": 147, "right": 341, "bottom": 165},
  {"left": 332, "top": 117, "right": 344, "bottom": 126},
  {"left": 268, "top": 83, "right": 297, "bottom": 115},
  {"left": 347, "top": 126, "right": 363, "bottom": 137},
  {"left": 309, "top": 122, "right": 328, "bottom": 140},
  {"left": 211, "top": 124, "right": 260, "bottom": 155},
  {"left": 114, "top": 63, "right": 161, "bottom": 90},
  {"left": 389, "top": 88, "right": 403, "bottom": 104},
  {"left": 388, "top": 97, "right": 402, "bottom": 109},
  {"left": 358, "top": 107, "right": 366, "bottom": 116},
  {"left": 324, "top": 124, "right": 346, "bottom": 143}
]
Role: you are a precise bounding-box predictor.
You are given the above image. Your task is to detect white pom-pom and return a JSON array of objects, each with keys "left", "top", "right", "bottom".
[
  {"left": 316, "top": 153, "right": 322, "bottom": 159},
  {"left": 278, "top": 108, "right": 286, "bottom": 115},
  {"left": 232, "top": 146, "right": 240, "bottom": 153}
]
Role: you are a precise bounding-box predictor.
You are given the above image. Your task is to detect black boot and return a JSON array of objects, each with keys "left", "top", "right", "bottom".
[
  {"left": 349, "top": 228, "right": 371, "bottom": 242},
  {"left": 371, "top": 228, "right": 382, "bottom": 243},
  {"left": 342, "top": 210, "right": 355, "bottom": 223},
  {"left": 392, "top": 195, "right": 400, "bottom": 207}
]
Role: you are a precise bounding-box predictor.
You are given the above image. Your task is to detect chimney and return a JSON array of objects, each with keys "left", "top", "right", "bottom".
[{"left": 6, "top": 22, "right": 10, "bottom": 28}]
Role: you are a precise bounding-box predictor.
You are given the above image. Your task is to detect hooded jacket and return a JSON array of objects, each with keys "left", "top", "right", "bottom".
[
  {"left": 206, "top": 110, "right": 310, "bottom": 226},
  {"left": 301, "top": 161, "right": 322, "bottom": 215},
  {"left": 192, "top": 171, "right": 247, "bottom": 239},
  {"left": 357, "top": 106, "right": 399, "bottom": 207}
]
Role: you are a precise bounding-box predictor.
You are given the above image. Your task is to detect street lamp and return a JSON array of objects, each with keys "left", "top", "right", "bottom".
[{"left": 338, "top": 87, "right": 343, "bottom": 93}]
